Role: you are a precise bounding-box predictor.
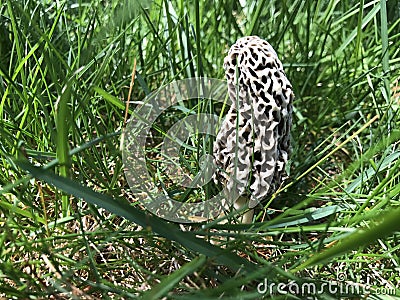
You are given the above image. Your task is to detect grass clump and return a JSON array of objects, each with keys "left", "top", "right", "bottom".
[{"left": 0, "top": 0, "right": 400, "bottom": 298}]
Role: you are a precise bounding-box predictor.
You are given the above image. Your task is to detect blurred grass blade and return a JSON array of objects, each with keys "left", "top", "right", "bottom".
[
  {"left": 0, "top": 194, "right": 45, "bottom": 224},
  {"left": 380, "top": 0, "right": 391, "bottom": 114},
  {"left": 93, "top": 86, "right": 127, "bottom": 111},
  {"left": 346, "top": 151, "right": 400, "bottom": 193},
  {"left": 335, "top": 3, "right": 380, "bottom": 55},
  {"left": 212, "top": 205, "right": 346, "bottom": 231},
  {"left": 293, "top": 206, "right": 400, "bottom": 272},
  {"left": 263, "top": 205, "right": 345, "bottom": 229},
  {"left": 15, "top": 160, "right": 255, "bottom": 272},
  {"left": 142, "top": 255, "right": 206, "bottom": 300},
  {"left": 246, "top": 0, "right": 266, "bottom": 36},
  {"left": 56, "top": 83, "right": 72, "bottom": 216}
]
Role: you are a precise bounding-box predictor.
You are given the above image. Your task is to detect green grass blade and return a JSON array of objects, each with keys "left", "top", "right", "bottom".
[
  {"left": 55, "top": 83, "right": 72, "bottom": 216},
  {"left": 0, "top": 194, "right": 45, "bottom": 224},
  {"left": 246, "top": 0, "right": 267, "bottom": 36},
  {"left": 336, "top": 3, "right": 381, "bottom": 55},
  {"left": 142, "top": 255, "right": 206, "bottom": 299},
  {"left": 93, "top": 86, "right": 128, "bottom": 112},
  {"left": 380, "top": 0, "right": 391, "bottom": 110},
  {"left": 15, "top": 160, "right": 255, "bottom": 273},
  {"left": 293, "top": 206, "right": 400, "bottom": 272}
]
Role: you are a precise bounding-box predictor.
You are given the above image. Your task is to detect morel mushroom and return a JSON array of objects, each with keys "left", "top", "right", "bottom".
[{"left": 213, "top": 36, "right": 294, "bottom": 223}]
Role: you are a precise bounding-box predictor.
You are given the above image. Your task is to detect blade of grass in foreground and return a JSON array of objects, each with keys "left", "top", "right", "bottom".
[
  {"left": 15, "top": 160, "right": 255, "bottom": 273},
  {"left": 292, "top": 205, "right": 400, "bottom": 272},
  {"left": 55, "top": 84, "right": 72, "bottom": 217},
  {"left": 142, "top": 255, "right": 206, "bottom": 300}
]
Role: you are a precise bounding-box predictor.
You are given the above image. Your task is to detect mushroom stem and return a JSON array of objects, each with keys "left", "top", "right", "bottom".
[{"left": 234, "top": 196, "right": 254, "bottom": 224}]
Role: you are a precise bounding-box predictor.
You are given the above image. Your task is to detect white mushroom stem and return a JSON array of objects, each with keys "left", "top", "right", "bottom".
[{"left": 234, "top": 196, "right": 254, "bottom": 224}]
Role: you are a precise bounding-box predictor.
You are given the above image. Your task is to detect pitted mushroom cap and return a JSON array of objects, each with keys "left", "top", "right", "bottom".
[{"left": 213, "top": 36, "right": 294, "bottom": 207}]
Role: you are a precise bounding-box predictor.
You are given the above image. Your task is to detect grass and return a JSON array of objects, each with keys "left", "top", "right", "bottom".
[{"left": 0, "top": 0, "right": 400, "bottom": 298}]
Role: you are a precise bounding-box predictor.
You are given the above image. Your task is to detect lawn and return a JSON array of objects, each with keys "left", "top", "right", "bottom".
[{"left": 0, "top": 0, "right": 400, "bottom": 298}]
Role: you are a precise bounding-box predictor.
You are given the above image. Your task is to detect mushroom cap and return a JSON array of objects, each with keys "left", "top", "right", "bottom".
[{"left": 213, "top": 36, "right": 294, "bottom": 207}]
